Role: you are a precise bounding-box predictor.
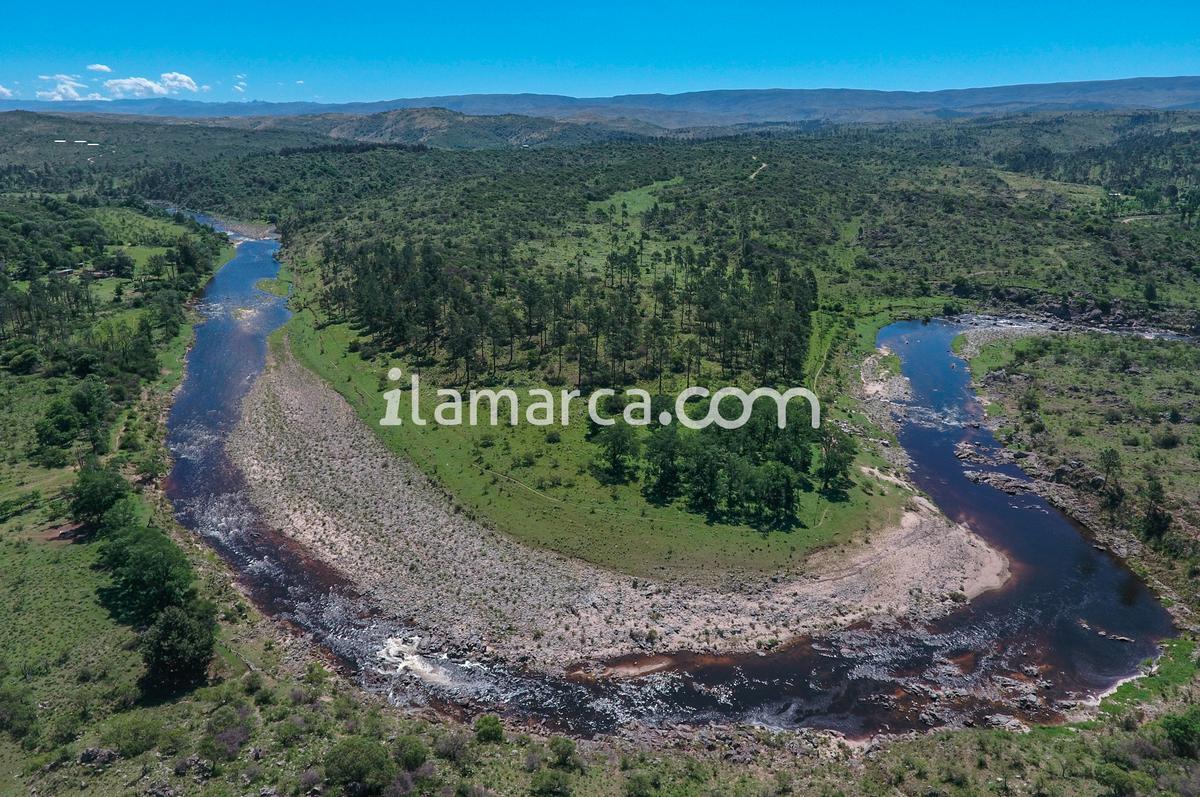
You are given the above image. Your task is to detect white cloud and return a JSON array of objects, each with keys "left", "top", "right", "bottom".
[
  {"left": 159, "top": 71, "right": 198, "bottom": 92},
  {"left": 0, "top": 85, "right": 12, "bottom": 99},
  {"left": 232, "top": 83, "right": 245, "bottom": 93},
  {"left": 200, "top": 84, "right": 211, "bottom": 92},
  {"left": 104, "top": 76, "right": 168, "bottom": 98},
  {"left": 102, "top": 72, "right": 200, "bottom": 99},
  {"left": 36, "top": 74, "right": 103, "bottom": 101},
  {"left": 295, "top": 80, "right": 304, "bottom": 85},
  {"left": 86, "top": 63, "right": 112, "bottom": 73},
  {"left": 235, "top": 73, "right": 246, "bottom": 80}
]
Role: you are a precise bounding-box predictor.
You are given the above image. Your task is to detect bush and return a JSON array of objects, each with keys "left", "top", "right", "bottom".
[
  {"left": 70, "top": 458, "right": 130, "bottom": 526},
  {"left": 450, "top": 783, "right": 493, "bottom": 797},
  {"left": 200, "top": 703, "right": 254, "bottom": 761},
  {"left": 42, "top": 710, "right": 83, "bottom": 747},
  {"left": 273, "top": 715, "right": 309, "bottom": 748},
  {"left": 530, "top": 769, "right": 572, "bottom": 797},
  {"left": 383, "top": 773, "right": 415, "bottom": 797},
  {"left": 4, "top": 344, "right": 41, "bottom": 375},
  {"left": 101, "top": 711, "right": 161, "bottom": 757},
  {"left": 140, "top": 599, "right": 217, "bottom": 692},
  {"left": 394, "top": 734, "right": 429, "bottom": 771},
  {"left": 624, "top": 771, "right": 659, "bottom": 797},
  {"left": 102, "top": 525, "right": 195, "bottom": 625},
  {"left": 1162, "top": 705, "right": 1200, "bottom": 758},
  {"left": 1094, "top": 762, "right": 1155, "bottom": 796},
  {"left": 325, "top": 736, "right": 398, "bottom": 796},
  {"left": 1153, "top": 429, "right": 1182, "bottom": 449},
  {"left": 0, "top": 684, "right": 37, "bottom": 741},
  {"left": 548, "top": 736, "right": 578, "bottom": 770},
  {"left": 473, "top": 714, "right": 503, "bottom": 743},
  {"left": 98, "top": 495, "right": 141, "bottom": 538},
  {"left": 435, "top": 730, "right": 472, "bottom": 765},
  {"left": 241, "top": 670, "right": 263, "bottom": 695}
]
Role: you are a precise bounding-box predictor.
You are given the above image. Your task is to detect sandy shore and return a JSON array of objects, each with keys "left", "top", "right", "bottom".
[{"left": 227, "top": 342, "right": 1009, "bottom": 674}]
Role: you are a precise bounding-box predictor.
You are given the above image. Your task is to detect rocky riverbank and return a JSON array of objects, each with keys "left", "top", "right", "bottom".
[{"left": 226, "top": 341, "right": 1009, "bottom": 675}]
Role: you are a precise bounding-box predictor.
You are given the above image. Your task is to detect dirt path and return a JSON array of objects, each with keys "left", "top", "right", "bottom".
[{"left": 227, "top": 341, "right": 1009, "bottom": 674}]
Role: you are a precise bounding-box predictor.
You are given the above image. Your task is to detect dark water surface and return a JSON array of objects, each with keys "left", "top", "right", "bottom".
[{"left": 166, "top": 224, "right": 1175, "bottom": 737}]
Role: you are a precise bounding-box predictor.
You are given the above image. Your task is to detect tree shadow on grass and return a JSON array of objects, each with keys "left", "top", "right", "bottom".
[{"left": 818, "top": 486, "right": 852, "bottom": 503}]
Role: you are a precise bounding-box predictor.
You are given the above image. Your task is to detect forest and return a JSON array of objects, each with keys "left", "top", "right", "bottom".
[{"left": 123, "top": 110, "right": 1200, "bottom": 537}]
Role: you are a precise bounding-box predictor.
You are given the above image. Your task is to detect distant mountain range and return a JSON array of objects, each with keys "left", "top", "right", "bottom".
[
  {"left": 4, "top": 76, "right": 1200, "bottom": 128},
  {"left": 207, "top": 107, "right": 659, "bottom": 148}
]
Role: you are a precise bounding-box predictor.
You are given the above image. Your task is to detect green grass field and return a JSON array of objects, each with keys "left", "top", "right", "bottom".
[{"left": 254, "top": 260, "right": 292, "bottom": 298}]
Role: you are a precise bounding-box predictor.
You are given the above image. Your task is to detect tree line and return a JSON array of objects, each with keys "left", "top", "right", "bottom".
[
  {"left": 71, "top": 460, "right": 216, "bottom": 692},
  {"left": 590, "top": 398, "right": 856, "bottom": 528}
]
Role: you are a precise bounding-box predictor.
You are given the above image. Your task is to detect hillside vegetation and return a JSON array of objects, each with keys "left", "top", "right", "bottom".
[
  {"left": 123, "top": 110, "right": 1200, "bottom": 573},
  {"left": 217, "top": 107, "right": 656, "bottom": 149},
  {"left": 3, "top": 107, "right": 1200, "bottom": 796},
  {"left": 972, "top": 331, "right": 1200, "bottom": 608}
]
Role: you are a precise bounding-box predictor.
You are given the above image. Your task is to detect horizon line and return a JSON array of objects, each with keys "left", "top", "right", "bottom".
[{"left": 1, "top": 73, "right": 1199, "bottom": 107}]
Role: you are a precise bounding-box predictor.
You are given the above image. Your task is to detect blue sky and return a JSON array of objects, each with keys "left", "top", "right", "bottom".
[{"left": 3, "top": 1, "right": 1199, "bottom": 103}]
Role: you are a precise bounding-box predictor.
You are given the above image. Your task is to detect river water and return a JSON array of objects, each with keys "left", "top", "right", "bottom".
[{"left": 165, "top": 221, "right": 1175, "bottom": 738}]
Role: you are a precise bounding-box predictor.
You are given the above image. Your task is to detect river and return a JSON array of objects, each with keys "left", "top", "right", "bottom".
[{"left": 164, "top": 219, "right": 1176, "bottom": 738}]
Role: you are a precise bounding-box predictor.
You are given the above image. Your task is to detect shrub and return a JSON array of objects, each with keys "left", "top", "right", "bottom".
[
  {"left": 1154, "top": 429, "right": 1182, "bottom": 449},
  {"left": 548, "top": 736, "right": 579, "bottom": 770},
  {"left": 103, "top": 525, "right": 195, "bottom": 625},
  {"left": 101, "top": 711, "right": 161, "bottom": 757},
  {"left": 200, "top": 703, "right": 254, "bottom": 761},
  {"left": 274, "top": 715, "right": 309, "bottom": 748},
  {"left": 394, "top": 734, "right": 429, "bottom": 771},
  {"left": 624, "top": 770, "right": 659, "bottom": 797},
  {"left": 241, "top": 670, "right": 263, "bottom": 695},
  {"left": 1094, "top": 763, "right": 1155, "bottom": 796},
  {"left": 43, "top": 710, "right": 83, "bottom": 747},
  {"left": 1163, "top": 705, "right": 1200, "bottom": 758},
  {"left": 325, "top": 736, "right": 398, "bottom": 796},
  {"left": 0, "top": 685, "right": 37, "bottom": 741},
  {"left": 473, "top": 714, "right": 503, "bottom": 743},
  {"left": 140, "top": 599, "right": 217, "bottom": 692},
  {"left": 70, "top": 458, "right": 130, "bottom": 526},
  {"left": 4, "top": 344, "right": 41, "bottom": 375},
  {"left": 98, "top": 495, "right": 141, "bottom": 538},
  {"left": 455, "top": 784, "right": 495, "bottom": 797},
  {"left": 530, "top": 769, "right": 572, "bottom": 797},
  {"left": 299, "top": 769, "right": 322, "bottom": 792},
  {"left": 435, "top": 730, "right": 472, "bottom": 765},
  {"left": 383, "top": 772, "right": 415, "bottom": 797}
]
